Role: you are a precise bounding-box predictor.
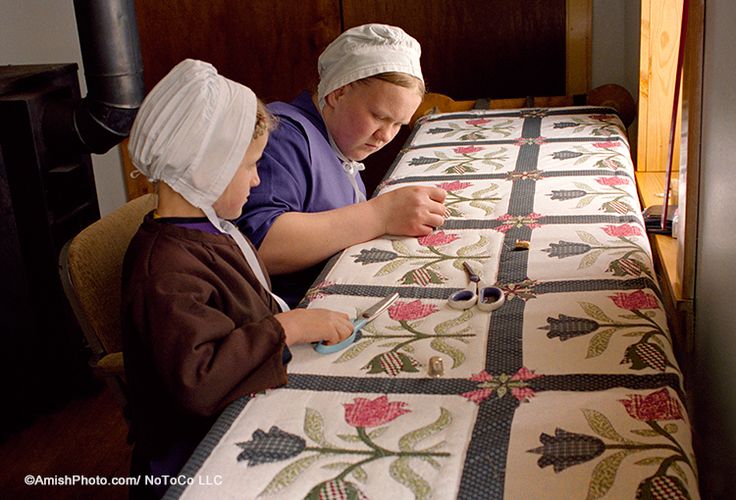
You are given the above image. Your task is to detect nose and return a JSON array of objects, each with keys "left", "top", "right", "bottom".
[
  {"left": 251, "top": 170, "right": 261, "bottom": 188},
  {"left": 373, "top": 123, "right": 396, "bottom": 144}
]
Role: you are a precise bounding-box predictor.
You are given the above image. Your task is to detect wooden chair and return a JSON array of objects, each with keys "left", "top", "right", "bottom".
[{"left": 58, "top": 193, "right": 156, "bottom": 414}]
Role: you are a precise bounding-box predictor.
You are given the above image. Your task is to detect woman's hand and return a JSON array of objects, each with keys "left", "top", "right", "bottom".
[
  {"left": 371, "top": 185, "right": 447, "bottom": 236},
  {"left": 275, "top": 309, "right": 354, "bottom": 346}
]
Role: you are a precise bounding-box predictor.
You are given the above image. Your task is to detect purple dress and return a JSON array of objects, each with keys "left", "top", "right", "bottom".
[{"left": 237, "top": 91, "right": 367, "bottom": 307}]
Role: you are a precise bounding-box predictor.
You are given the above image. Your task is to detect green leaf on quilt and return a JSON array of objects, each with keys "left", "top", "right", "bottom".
[
  {"left": 378, "top": 341, "right": 402, "bottom": 348},
  {"left": 663, "top": 423, "right": 679, "bottom": 434},
  {"left": 576, "top": 195, "right": 596, "bottom": 209},
  {"left": 577, "top": 230, "right": 603, "bottom": 246},
  {"left": 430, "top": 337, "right": 465, "bottom": 368},
  {"left": 469, "top": 200, "right": 495, "bottom": 216},
  {"left": 387, "top": 325, "right": 406, "bottom": 331},
  {"left": 435, "top": 150, "right": 448, "bottom": 159},
  {"left": 367, "top": 426, "right": 388, "bottom": 440},
  {"left": 574, "top": 182, "right": 592, "bottom": 191},
  {"left": 336, "top": 433, "right": 362, "bottom": 443},
  {"left": 586, "top": 450, "right": 630, "bottom": 500},
  {"left": 389, "top": 457, "right": 431, "bottom": 500},
  {"left": 587, "top": 328, "right": 617, "bottom": 358},
  {"left": 434, "top": 310, "right": 473, "bottom": 335},
  {"left": 376, "top": 258, "right": 406, "bottom": 277},
  {"left": 351, "top": 464, "right": 368, "bottom": 483},
  {"left": 471, "top": 185, "right": 498, "bottom": 198},
  {"left": 623, "top": 331, "right": 645, "bottom": 337},
  {"left": 634, "top": 456, "right": 665, "bottom": 466},
  {"left": 620, "top": 313, "right": 644, "bottom": 320},
  {"left": 579, "top": 249, "right": 604, "bottom": 269},
  {"left": 335, "top": 338, "right": 377, "bottom": 363},
  {"left": 398, "top": 407, "right": 452, "bottom": 452},
  {"left": 422, "top": 440, "right": 448, "bottom": 453},
  {"left": 304, "top": 408, "right": 328, "bottom": 446},
  {"left": 481, "top": 159, "right": 503, "bottom": 170},
  {"left": 671, "top": 462, "right": 690, "bottom": 485},
  {"left": 401, "top": 344, "right": 416, "bottom": 353},
  {"left": 580, "top": 302, "right": 613, "bottom": 323},
  {"left": 420, "top": 455, "right": 442, "bottom": 469},
  {"left": 321, "top": 461, "right": 354, "bottom": 470},
  {"left": 445, "top": 206, "right": 463, "bottom": 218},
  {"left": 260, "top": 454, "right": 322, "bottom": 495},
  {"left": 630, "top": 428, "right": 660, "bottom": 437},
  {"left": 391, "top": 239, "right": 411, "bottom": 256},
  {"left": 457, "top": 235, "right": 489, "bottom": 257},
  {"left": 575, "top": 154, "right": 590, "bottom": 166},
  {"left": 496, "top": 386, "right": 507, "bottom": 398},
  {"left": 582, "top": 409, "right": 631, "bottom": 443}
]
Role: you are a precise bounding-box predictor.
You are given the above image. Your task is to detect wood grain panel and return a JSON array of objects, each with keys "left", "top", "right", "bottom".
[
  {"left": 134, "top": 0, "right": 340, "bottom": 101},
  {"left": 637, "top": 0, "right": 683, "bottom": 172},
  {"left": 342, "top": 0, "right": 567, "bottom": 100}
]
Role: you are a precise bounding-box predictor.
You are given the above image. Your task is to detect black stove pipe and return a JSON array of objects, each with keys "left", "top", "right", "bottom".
[{"left": 44, "top": 0, "right": 144, "bottom": 155}]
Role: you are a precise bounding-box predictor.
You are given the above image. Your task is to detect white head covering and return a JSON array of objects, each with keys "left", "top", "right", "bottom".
[
  {"left": 128, "top": 59, "right": 289, "bottom": 312},
  {"left": 317, "top": 23, "right": 423, "bottom": 111},
  {"left": 128, "top": 58, "right": 255, "bottom": 209}
]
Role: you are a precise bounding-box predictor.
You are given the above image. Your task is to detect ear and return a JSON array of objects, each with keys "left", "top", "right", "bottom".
[{"left": 325, "top": 85, "right": 348, "bottom": 107}]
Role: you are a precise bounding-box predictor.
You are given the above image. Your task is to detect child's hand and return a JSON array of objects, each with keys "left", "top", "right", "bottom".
[{"left": 275, "top": 309, "right": 354, "bottom": 346}]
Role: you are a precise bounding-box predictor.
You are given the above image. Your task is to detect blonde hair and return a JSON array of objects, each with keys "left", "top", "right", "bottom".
[
  {"left": 358, "top": 72, "right": 425, "bottom": 96},
  {"left": 253, "top": 99, "right": 276, "bottom": 139}
]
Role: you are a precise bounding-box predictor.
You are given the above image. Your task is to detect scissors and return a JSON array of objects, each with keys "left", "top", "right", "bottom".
[
  {"left": 314, "top": 292, "right": 400, "bottom": 354},
  {"left": 447, "top": 262, "right": 505, "bottom": 312}
]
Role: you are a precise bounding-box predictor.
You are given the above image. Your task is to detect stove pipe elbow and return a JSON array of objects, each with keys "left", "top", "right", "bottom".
[{"left": 45, "top": 0, "right": 144, "bottom": 155}]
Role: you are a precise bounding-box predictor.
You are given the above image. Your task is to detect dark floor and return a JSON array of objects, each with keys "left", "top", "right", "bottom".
[{"left": 0, "top": 384, "right": 132, "bottom": 500}]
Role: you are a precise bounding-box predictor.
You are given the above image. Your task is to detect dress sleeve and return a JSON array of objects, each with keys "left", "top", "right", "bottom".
[
  {"left": 133, "top": 271, "right": 288, "bottom": 417},
  {"left": 237, "top": 118, "right": 311, "bottom": 247}
]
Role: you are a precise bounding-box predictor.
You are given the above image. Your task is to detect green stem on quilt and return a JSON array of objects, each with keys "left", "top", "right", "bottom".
[
  {"left": 654, "top": 454, "right": 693, "bottom": 477},
  {"left": 647, "top": 421, "right": 693, "bottom": 470},
  {"left": 606, "top": 443, "right": 682, "bottom": 453},
  {"left": 631, "top": 309, "right": 666, "bottom": 335},
  {"left": 596, "top": 322, "right": 656, "bottom": 329},
  {"left": 445, "top": 195, "right": 501, "bottom": 206},
  {"left": 619, "top": 236, "right": 648, "bottom": 255}
]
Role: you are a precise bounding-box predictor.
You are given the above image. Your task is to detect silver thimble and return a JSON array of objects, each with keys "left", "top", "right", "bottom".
[{"left": 428, "top": 356, "right": 445, "bottom": 377}]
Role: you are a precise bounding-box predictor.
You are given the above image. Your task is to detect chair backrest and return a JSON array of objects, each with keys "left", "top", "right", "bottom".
[{"left": 59, "top": 193, "right": 157, "bottom": 366}]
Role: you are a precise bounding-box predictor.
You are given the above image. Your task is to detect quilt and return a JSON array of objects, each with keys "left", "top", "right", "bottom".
[{"left": 166, "top": 107, "right": 698, "bottom": 499}]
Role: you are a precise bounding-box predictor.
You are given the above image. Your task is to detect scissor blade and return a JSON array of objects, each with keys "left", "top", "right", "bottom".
[{"left": 360, "top": 292, "right": 399, "bottom": 322}]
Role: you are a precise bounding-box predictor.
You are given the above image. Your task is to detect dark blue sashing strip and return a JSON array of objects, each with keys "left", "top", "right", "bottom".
[
  {"left": 402, "top": 135, "right": 626, "bottom": 152},
  {"left": 164, "top": 395, "right": 252, "bottom": 499},
  {"left": 313, "top": 275, "right": 659, "bottom": 300},
  {"left": 385, "top": 169, "right": 635, "bottom": 186},
  {"left": 457, "top": 397, "right": 518, "bottom": 499},
  {"left": 416, "top": 107, "right": 620, "bottom": 124}
]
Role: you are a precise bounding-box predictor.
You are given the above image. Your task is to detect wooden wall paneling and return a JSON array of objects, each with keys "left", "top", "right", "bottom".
[
  {"left": 342, "top": 0, "right": 567, "bottom": 100},
  {"left": 566, "top": 0, "right": 592, "bottom": 95},
  {"left": 125, "top": 0, "right": 342, "bottom": 199},
  {"left": 637, "top": 0, "right": 684, "bottom": 172}
]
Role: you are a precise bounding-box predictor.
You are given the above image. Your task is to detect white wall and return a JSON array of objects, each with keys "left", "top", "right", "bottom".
[
  {"left": 694, "top": 0, "right": 736, "bottom": 496},
  {"left": 0, "top": 0, "right": 127, "bottom": 216}
]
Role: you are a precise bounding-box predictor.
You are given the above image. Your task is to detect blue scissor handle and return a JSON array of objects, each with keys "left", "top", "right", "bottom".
[{"left": 313, "top": 318, "right": 366, "bottom": 354}]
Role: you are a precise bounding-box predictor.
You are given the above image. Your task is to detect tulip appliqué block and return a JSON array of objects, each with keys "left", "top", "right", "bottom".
[
  {"left": 541, "top": 290, "right": 677, "bottom": 372},
  {"left": 528, "top": 388, "right": 696, "bottom": 499},
  {"left": 236, "top": 395, "right": 452, "bottom": 499}
]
